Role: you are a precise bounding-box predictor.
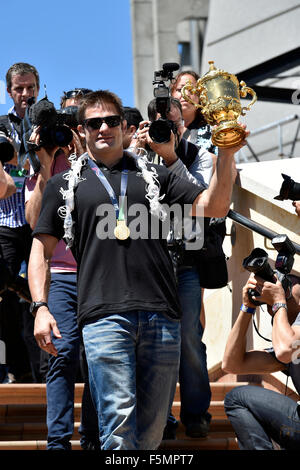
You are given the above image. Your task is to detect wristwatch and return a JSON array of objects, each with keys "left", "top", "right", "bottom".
[
  {"left": 30, "top": 301, "right": 48, "bottom": 315},
  {"left": 272, "top": 302, "right": 287, "bottom": 315}
]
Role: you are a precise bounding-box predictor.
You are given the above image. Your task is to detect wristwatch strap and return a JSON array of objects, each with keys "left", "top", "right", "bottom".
[
  {"left": 272, "top": 302, "right": 287, "bottom": 315},
  {"left": 30, "top": 301, "right": 48, "bottom": 316},
  {"left": 271, "top": 302, "right": 287, "bottom": 325},
  {"left": 240, "top": 304, "right": 256, "bottom": 314}
]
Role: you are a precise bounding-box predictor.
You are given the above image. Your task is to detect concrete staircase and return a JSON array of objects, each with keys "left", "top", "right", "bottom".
[
  {"left": 0, "top": 371, "right": 298, "bottom": 450},
  {"left": 0, "top": 379, "right": 240, "bottom": 450}
]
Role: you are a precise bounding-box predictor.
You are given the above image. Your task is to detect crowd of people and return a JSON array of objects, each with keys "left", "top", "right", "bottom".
[{"left": 0, "top": 62, "right": 299, "bottom": 451}]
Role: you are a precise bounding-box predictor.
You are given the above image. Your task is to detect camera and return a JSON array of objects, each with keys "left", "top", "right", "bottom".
[
  {"left": 18, "top": 97, "right": 76, "bottom": 173},
  {"left": 149, "top": 62, "right": 180, "bottom": 143},
  {"left": 274, "top": 174, "right": 300, "bottom": 201},
  {"left": 27, "top": 97, "right": 74, "bottom": 150},
  {"left": 242, "top": 234, "right": 296, "bottom": 305},
  {"left": 0, "top": 127, "right": 15, "bottom": 164}
]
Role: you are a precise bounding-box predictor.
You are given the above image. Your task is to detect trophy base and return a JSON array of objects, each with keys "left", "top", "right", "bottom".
[{"left": 211, "top": 121, "right": 246, "bottom": 148}]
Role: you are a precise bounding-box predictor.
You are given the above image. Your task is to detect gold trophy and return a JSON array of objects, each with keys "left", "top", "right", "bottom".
[{"left": 181, "top": 61, "right": 257, "bottom": 147}]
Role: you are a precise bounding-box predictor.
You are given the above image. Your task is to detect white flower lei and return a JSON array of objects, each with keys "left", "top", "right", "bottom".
[{"left": 57, "top": 149, "right": 167, "bottom": 248}]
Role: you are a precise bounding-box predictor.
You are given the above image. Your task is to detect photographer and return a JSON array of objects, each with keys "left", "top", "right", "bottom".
[
  {"left": 0, "top": 62, "right": 40, "bottom": 384},
  {"left": 222, "top": 272, "right": 300, "bottom": 450},
  {"left": 123, "top": 106, "right": 144, "bottom": 149},
  {"left": 132, "top": 97, "right": 240, "bottom": 440},
  {"left": 25, "top": 88, "right": 99, "bottom": 451}
]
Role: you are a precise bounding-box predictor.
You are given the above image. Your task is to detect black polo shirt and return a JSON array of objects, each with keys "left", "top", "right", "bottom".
[{"left": 33, "top": 153, "right": 204, "bottom": 328}]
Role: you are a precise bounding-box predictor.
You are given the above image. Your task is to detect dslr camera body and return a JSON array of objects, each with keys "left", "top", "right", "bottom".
[
  {"left": 149, "top": 62, "right": 179, "bottom": 143},
  {"left": 0, "top": 128, "right": 15, "bottom": 164},
  {"left": 0, "top": 116, "right": 16, "bottom": 164},
  {"left": 243, "top": 234, "right": 296, "bottom": 306},
  {"left": 19, "top": 96, "right": 78, "bottom": 172},
  {"left": 274, "top": 174, "right": 300, "bottom": 201}
]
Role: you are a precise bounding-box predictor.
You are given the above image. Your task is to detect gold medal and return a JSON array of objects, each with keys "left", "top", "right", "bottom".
[{"left": 114, "top": 219, "right": 130, "bottom": 240}]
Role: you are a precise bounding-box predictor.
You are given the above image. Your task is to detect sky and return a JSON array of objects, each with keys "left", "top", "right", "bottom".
[{"left": 0, "top": 0, "right": 134, "bottom": 113}]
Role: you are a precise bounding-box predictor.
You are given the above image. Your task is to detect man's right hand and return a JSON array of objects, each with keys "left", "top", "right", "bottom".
[
  {"left": 29, "top": 126, "right": 59, "bottom": 171},
  {"left": 242, "top": 273, "right": 259, "bottom": 308},
  {"left": 34, "top": 307, "right": 61, "bottom": 356}
]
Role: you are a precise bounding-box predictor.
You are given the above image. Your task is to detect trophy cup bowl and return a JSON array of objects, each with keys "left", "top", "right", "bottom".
[{"left": 181, "top": 61, "right": 257, "bottom": 148}]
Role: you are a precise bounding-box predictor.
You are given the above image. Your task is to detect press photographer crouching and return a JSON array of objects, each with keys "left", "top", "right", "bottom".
[{"left": 222, "top": 236, "right": 300, "bottom": 450}]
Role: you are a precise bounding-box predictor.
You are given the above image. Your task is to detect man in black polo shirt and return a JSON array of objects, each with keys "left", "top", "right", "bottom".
[{"left": 28, "top": 90, "right": 248, "bottom": 450}]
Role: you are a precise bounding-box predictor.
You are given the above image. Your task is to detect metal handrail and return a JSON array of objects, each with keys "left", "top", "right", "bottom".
[
  {"left": 237, "top": 114, "right": 300, "bottom": 162},
  {"left": 227, "top": 209, "right": 300, "bottom": 255}
]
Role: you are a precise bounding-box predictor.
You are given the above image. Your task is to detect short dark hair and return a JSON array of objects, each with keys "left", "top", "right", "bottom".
[
  {"left": 147, "top": 97, "right": 182, "bottom": 122},
  {"left": 6, "top": 62, "right": 40, "bottom": 91},
  {"left": 123, "top": 107, "right": 143, "bottom": 129},
  {"left": 78, "top": 90, "right": 124, "bottom": 124}
]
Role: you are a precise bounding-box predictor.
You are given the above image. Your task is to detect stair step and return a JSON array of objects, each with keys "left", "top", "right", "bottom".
[
  {"left": 0, "top": 383, "right": 84, "bottom": 405},
  {"left": 171, "top": 400, "right": 227, "bottom": 420},
  {"left": 0, "top": 382, "right": 249, "bottom": 405},
  {"left": 0, "top": 422, "right": 236, "bottom": 442},
  {"left": 0, "top": 380, "right": 244, "bottom": 450},
  {"left": 160, "top": 436, "right": 238, "bottom": 450},
  {"left": 0, "top": 440, "right": 82, "bottom": 450},
  {"left": 0, "top": 400, "right": 228, "bottom": 424},
  {"left": 0, "top": 436, "right": 239, "bottom": 451},
  {"left": 0, "top": 403, "right": 81, "bottom": 423}
]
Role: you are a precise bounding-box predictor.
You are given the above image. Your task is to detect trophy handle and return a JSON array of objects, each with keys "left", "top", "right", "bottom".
[
  {"left": 239, "top": 81, "right": 257, "bottom": 115},
  {"left": 181, "top": 79, "right": 206, "bottom": 109}
]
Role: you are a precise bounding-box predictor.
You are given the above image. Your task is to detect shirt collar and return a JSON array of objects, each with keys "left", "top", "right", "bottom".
[{"left": 8, "top": 106, "right": 22, "bottom": 123}]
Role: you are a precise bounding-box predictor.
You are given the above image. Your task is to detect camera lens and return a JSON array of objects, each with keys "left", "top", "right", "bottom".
[
  {"left": 149, "top": 119, "right": 173, "bottom": 143},
  {"left": 52, "top": 126, "right": 73, "bottom": 147}
]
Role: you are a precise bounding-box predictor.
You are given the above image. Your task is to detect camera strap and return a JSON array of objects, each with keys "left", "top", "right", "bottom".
[{"left": 87, "top": 156, "right": 129, "bottom": 239}]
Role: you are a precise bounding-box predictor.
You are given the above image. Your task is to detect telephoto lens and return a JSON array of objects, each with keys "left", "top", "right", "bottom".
[{"left": 148, "top": 118, "right": 174, "bottom": 143}]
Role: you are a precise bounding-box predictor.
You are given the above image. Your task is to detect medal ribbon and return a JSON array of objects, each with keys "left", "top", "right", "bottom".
[{"left": 87, "top": 157, "right": 128, "bottom": 221}]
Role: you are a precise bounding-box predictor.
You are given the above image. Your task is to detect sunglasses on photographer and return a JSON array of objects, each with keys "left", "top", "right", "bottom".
[
  {"left": 63, "top": 88, "right": 92, "bottom": 99},
  {"left": 83, "top": 116, "right": 122, "bottom": 130}
]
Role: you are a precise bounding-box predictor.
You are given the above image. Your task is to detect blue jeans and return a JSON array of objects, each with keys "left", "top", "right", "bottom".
[
  {"left": 82, "top": 311, "right": 181, "bottom": 450},
  {"left": 177, "top": 267, "right": 211, "bottom": 425},
  {"left": 47, "top": 273, "right": 98, "bottom": 450},
  {"left": 224, "top": 385, "right": 300, "bottom": 450}
]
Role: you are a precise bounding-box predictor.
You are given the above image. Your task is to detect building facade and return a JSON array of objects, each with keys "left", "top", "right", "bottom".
[{"left": 130, "top": 0, "right": 300, "bottom": 161}]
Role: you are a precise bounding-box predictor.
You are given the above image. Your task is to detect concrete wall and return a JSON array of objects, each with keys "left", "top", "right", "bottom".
[
  {"left": 202, "top": 0, "right": 300, "bottom": 162},
  {"left": 130, "top": 0, "right": 209, "bottom": 118},
  {"left": 131, "top": 0, "right": 300, "bottom": 159}
]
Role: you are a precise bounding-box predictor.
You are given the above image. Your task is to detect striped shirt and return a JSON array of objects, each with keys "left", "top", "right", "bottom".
[{"left": 0, "top": 107, "right": 28, "bottom": 227}]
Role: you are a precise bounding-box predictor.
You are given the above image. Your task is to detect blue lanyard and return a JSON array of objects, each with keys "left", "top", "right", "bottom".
[{"left": 88, "top": 156, "right": 128, "bottom": 221}]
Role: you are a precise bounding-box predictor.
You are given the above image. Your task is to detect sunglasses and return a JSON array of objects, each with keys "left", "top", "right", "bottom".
[
  {"left": 63, "top": 88, "right": 92, "bottom": 99},
  {"left": 83, "top": 115, "right": 122, "bottom": 130}
]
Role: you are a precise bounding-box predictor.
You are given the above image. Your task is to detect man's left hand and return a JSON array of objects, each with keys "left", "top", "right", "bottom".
[{"left": 252, "top": 275, "right": 286, "bottom": 307}]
